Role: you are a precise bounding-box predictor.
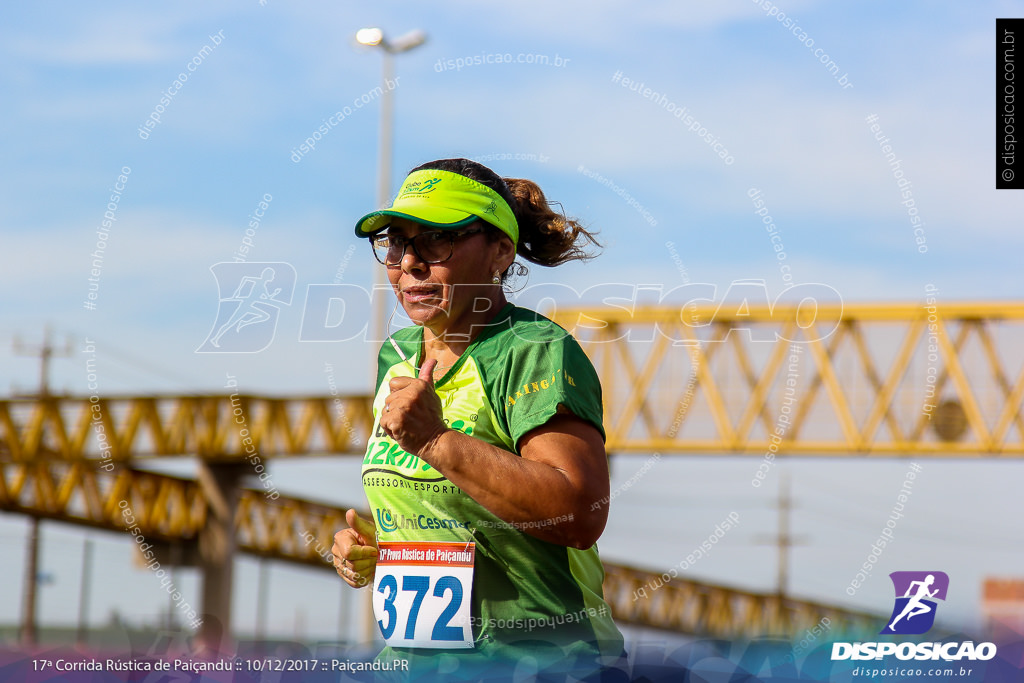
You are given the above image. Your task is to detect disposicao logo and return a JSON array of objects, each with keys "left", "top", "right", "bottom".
[
  {"left": 196, "top": 262, "right": 295, "bottom": 353},
  {"left": 831, "top": 571, "right": 997, "bottom": 663},
  {"left": 881, "top": 571, "right": 948, "bottom": 635}
]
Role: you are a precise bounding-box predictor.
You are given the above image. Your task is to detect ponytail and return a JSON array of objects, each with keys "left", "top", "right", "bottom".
[
  {"left": 504, "top": 177, "right": 601, "bottom": 267},
  {"left": 408, "top": 157, "right": 601, "bottom": 276}
]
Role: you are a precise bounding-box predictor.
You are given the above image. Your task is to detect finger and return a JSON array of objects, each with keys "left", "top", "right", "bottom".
[
  {"left": 346, "top": 509, "right": 377, "bottom": 546},
  {"left": 346, "top": 571, "right": 372, "bottom": 588},
  {"left": 333, "top": 527, "right": 353, "bottom": 548},
  {"left": 332, "top": 534, "right": 352, "bottom": 560},
  {"left": 336, "top": 558, "right": 372, "bottom": 585},
  {"left": 418, "top": 358, "right": 438, "bottom": 385},
  {"left": 340, "top": 568, "right": 365, "bottom": 588},
  {"left": 388, "top": 376, "right": 416, "bottom": 392},
  {"left": 349, "top": 559, "right": 376, "bottom": 575},
  {"left": 346, "top": 544, "right": 379, "bottom": 562}
]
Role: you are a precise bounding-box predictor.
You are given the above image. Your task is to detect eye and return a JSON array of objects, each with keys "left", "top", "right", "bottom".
[{"left": 423, "top": 231, "right": 449, "bottom": 244}]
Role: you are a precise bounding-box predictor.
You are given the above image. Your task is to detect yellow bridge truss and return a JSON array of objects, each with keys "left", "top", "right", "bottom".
[
  {"left": 0, "top": 461, "right": 878, "bottom": 638},
  {"left": 551, "top": 300, "right": 1024, "bottom": 455},
  {"left": 3, "top": 300, "right": 1021, "bottom": 637},
  {"left": 3, "top": 302, "right": 1021, "bottom": 463}
]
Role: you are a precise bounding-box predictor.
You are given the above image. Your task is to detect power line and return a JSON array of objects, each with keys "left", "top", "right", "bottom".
[{"left": 72, "top": 331, "right": 205, "bottom": 388}]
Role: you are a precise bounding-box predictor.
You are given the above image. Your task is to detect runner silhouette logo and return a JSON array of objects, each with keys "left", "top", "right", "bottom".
[
  {"left": 197, "top": 262, "right": 296, "bottom": 353},
  {"left": 881, "top": 571, "right": 949, "bottom": 635}
]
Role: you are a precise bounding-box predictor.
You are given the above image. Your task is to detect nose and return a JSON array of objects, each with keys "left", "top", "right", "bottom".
[{"left": 400, "top": 242, "right": 427, "bottom": 273}]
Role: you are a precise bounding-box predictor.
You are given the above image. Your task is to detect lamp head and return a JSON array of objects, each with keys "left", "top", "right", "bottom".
[{"left": 355, "top": 28, "right": 384, "bottom": 46}]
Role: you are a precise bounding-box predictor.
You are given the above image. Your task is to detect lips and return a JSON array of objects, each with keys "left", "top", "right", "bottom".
[{"left": 400, "top": 284, "right": 442, "bottom": 303}]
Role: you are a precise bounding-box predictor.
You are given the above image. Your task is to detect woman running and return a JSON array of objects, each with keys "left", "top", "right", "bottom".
[{"left": 332, "top": 158, "right": 625, "bottom": 680}]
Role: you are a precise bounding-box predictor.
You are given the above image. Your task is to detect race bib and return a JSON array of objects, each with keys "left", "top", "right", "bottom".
[{"left": 372, "top": 541, "right": 476, "bottom": 649}]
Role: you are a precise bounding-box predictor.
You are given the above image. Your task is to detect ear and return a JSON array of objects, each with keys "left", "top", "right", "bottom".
[{"left": 489, "top": 234, "right": 517, "bottom": 275}]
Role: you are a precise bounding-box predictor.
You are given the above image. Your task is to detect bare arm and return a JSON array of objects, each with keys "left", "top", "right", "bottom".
[
  {"left": 381, "top": 361, "right": 611, "bottom": 548},
  {"left": 421, "top": 414, "right": 609, "bottom": 548}
]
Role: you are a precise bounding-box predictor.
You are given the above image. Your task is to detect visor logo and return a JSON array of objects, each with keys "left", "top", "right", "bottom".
[{"left": 399, "top": 177, "right": 442, "bottom": 197}]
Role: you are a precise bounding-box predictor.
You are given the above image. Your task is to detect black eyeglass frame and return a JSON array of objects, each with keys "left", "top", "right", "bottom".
[{"left": 370, "top": 225, "right": 488, "bottom": 267}]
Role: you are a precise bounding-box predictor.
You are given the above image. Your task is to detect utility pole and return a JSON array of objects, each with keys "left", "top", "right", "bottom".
[
  {"left": 13, "top": 326, "right": 74, "bottom": 647},
  {"left": 77, "top": 538, "right": 94, "bottom": 648},
  {"left": 776, "top": 475, "right": 794, "bottom": 596},
  {"left": 753, "top": 473, "right": 808, "bottom": 597},
  {"left": 13, "top": 325, "right": 73, "bottom": 397},
  {"left": 256, "top": 559, "right": 269, "bottom": 647},
  {"left": 21, "top": 517, "right": 41, "bottom": 648}
]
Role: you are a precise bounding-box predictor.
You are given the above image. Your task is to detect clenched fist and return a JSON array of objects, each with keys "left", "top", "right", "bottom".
[{"left": 379, "top": 359, "right": 449, "bottom": 457}]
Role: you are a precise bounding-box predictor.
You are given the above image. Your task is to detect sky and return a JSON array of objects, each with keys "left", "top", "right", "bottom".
[{"left": 2, "top": 0, "right": 1023, "bottom": 653}]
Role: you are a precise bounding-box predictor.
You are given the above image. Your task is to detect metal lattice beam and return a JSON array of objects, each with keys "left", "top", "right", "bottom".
[
  {"left": 601, "top": 563, "right": 877, "bottom": 639},
  {"left": 0, "top": 462, "right": 344, "bottom": 567},
  {"left": 0, "top": 395, "right": 374, "bottom": 463},
  {"left": 0, "top": 462, "right": 882, "bottom": 638},
  {"left": 4, "top": 302, "right": 1022, "bottom": 461},
  {"left": 549, "top": 301, "right": 1024, "bottom": 455}
]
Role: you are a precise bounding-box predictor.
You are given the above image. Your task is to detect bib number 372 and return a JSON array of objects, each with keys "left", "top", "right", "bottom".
[{"left": 372, "top": 541, "right": 475, "bottom": 649}]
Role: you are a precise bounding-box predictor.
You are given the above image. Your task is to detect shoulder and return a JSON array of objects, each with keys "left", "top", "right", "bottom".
[
  {"left": 483, "top": 307, "right": 605, "bottom": 445},
  {"left": 501, "top": 305, "right": 579, "bottom": 346},
  {"left": 473, "top": 306, "right": 592, "bottom": 374},
  {"left": 481, "top": 306, "right": 598, "bottom": 385}
]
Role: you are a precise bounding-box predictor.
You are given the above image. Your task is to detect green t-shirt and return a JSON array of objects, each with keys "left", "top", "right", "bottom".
[{"left": 361, "top": 303, "right": 624, "bottom": 678}]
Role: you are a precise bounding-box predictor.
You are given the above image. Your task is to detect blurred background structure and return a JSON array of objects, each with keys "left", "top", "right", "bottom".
[
  {"left": 2, "top": 0, "right": 1023, "bottom": 663},
  {"left": 3, "top": 301, "right": 1022, "bottom": 650}
]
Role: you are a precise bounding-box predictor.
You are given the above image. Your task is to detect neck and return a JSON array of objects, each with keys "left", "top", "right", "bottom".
[{"left": 423, "top": 292, "right": 508, "bottom": 358}]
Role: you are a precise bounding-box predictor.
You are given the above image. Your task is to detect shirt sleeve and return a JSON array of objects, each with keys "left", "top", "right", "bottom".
[{"left": 499, "top": 332, "right": 606, "bottom": 448}]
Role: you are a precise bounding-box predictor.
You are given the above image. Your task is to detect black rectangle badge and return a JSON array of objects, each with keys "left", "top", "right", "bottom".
[{"left": 997, "top": 18, "right": 1023, "bottom": 189}]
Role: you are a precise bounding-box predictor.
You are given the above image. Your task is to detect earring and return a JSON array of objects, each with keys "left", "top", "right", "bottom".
[{"left": 492, "top": 271, "right": 501, "bottom": 285}]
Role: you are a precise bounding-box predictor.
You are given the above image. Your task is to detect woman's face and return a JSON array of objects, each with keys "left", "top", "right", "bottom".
[{"left": 383, "top": 217, "right": 513, "bottom": 337}]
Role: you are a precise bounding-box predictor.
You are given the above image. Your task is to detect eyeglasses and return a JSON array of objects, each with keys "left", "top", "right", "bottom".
[{"left": 370, "top": 226, "right": 486, "bottom": 267}]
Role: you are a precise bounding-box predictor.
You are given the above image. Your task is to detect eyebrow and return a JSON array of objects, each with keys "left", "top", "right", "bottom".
[
  {"left": 386, "top": 226, "right": 442, "bottom": 238},
  {"left": 384, "top": 224, "right": 429, "bottom": 237}
]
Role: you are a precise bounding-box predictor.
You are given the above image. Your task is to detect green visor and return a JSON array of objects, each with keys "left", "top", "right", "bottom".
[{"left": 354, "top": 169, "right": 519, "bottom": 244}]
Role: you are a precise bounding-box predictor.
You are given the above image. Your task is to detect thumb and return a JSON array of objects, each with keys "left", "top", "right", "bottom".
[
  {"left": 347, "top": 509, "right": 377, "bottom": 546},
  {"left": 418, "top": 358, "right": 438, "bottom": 384}
]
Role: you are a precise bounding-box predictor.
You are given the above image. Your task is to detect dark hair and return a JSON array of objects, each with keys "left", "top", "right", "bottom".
[{"left": 408, "top": 158, "right": 601, "bottom": 278}]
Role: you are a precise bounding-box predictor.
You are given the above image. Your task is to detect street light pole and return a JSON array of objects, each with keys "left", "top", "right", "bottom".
[
  {"left": 372, "top": 51, "right": 395, "bottom": 359},
  {"left": 377, "top": 51, "right": 395, "bottom": 220},
  {"left": 355, "top": 28, "right": 427, "bottom": 361}
]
